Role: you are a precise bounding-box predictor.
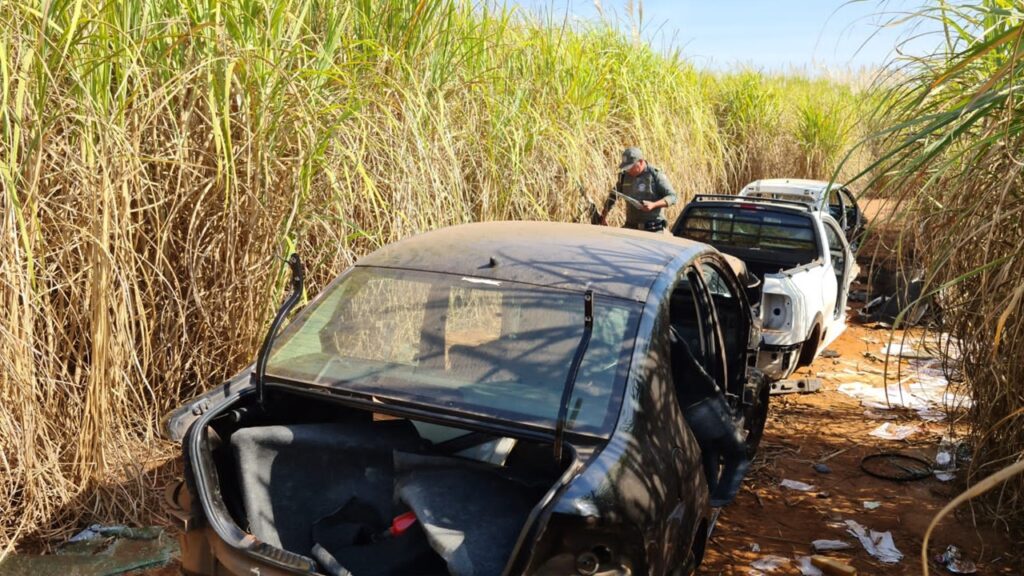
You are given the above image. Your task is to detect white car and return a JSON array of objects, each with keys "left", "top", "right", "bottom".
[
  {"left": 738, "top": 179, "right": 865, "bottom": 249},
  {"left": 672, "top": 194, "right": 858, "bottom": 381}
]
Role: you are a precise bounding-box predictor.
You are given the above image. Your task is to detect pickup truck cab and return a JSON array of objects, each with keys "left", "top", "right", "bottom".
[
  {"left": 672, "top": 195, "right": 857, "bottom": 380},
  {"left": 738, "top": 179, "right": 865, "bottom": 249}
]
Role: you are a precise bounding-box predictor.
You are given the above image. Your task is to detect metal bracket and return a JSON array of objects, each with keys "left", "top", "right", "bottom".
[{"left": 769, "top": 378, "right": 822, "bottom": 395}]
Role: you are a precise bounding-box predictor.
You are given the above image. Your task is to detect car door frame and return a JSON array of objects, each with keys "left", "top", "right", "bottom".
[
  {"left": 839, "top": 186, "right": 863, "bottom": 246},
  {"left": 693, "top": 255, "right": 757, "bottom": 403},
  {"left": 820, "top": 216, "right": 854, "bottom": 323}
]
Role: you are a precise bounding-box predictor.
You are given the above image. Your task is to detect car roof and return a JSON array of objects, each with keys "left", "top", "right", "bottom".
[
  {"left": 683, "top": 194, "right": 815, "bottom": 214},
  {"left": 739, "top": 179, "right": 846, "bottom": 203},
  {"left": 357, "top": 221, "right": 709, "bottom": 302}
]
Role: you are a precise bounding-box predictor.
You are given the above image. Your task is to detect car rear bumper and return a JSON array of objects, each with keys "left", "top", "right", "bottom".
[
  {"left": 165, "top": 479, "right": 319, "bottom": 576},
  {"left": 756, "top": 343, "right": 801, "bottom": 380}
]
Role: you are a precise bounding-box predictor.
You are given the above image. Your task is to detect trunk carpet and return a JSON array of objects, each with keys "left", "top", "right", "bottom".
[{"left": 231, "top": 422, "right": 550, "bottom": 576}]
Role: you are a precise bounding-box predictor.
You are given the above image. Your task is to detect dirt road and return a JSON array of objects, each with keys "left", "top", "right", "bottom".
[{"left": 700, "top": 319, "right": 1016, "bottom": 575}]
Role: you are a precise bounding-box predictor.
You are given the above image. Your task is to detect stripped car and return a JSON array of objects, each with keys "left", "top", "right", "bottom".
[
  {"left": 162, "top": 222, "right": 769, "bottom": 576},
  {"left": 672, "top": 195, "right": 858, "bottom": 381}
]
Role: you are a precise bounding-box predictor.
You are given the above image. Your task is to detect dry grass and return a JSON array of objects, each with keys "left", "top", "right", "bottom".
[
  {"left": 852, "top": 0, "right": 1024, "bottom": 546},
  {"left": 0, "top": 0, "right": 873, "bottom": 553}
]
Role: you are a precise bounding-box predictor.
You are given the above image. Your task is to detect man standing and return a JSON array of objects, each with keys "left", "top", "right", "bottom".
[{"left": 600, "top": 147, "right": 678, "bottom": 231}]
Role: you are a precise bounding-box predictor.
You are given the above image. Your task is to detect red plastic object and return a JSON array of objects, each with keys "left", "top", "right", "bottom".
[{"left": 389, "top": 511, "right": 418, "bottom": 537}]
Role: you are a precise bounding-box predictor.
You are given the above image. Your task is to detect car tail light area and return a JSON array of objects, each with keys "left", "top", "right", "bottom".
[
  {"left": 762, "top": 293, "right": 793, "bottom": 331},
  {"left": 527, "top": 514, "right": 645, "bottom": 575}
]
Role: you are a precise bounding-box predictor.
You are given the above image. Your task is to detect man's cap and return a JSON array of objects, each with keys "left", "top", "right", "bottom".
[{"left": 619, "top": 147, "right": 643, "bottom": 170}]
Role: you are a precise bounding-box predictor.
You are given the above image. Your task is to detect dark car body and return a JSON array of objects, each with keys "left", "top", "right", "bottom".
[{"left": 163, "top": 222, "right": 768, "bottom": 576}]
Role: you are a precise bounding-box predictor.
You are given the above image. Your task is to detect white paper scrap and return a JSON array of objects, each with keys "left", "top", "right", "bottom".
[
  {"left": 750, "top": 555, "right": 790, "bottom": 572},
  {"left": 845, "top": 519, "right": 903, "bottom": 563},
  {"left": 780, "top": 479, "right": 816, "bottom": 492},
  {"left": 869, "top": 422, "right": 920, "bottom": 440},
  {"left": 811, "top": 539, "right": 853, "bottom": 552}
]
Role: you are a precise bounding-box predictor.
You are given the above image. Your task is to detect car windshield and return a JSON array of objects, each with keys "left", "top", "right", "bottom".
[
  {"left": 677, "top": 205, "right": 819, "bottom": 266},
  {"left": 266, "top": 267, "right": 642, "bottom": 436}
]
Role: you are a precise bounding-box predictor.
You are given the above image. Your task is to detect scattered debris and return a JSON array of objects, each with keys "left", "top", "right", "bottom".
[
  {"left": 845, "top": 519, "right": 903, "bottom": 564},
  {"left": 811, "top": 555, "right": 858, "bottom": 575},
  {"left": 812, "top": 539, "right": 853, "bottom": 552},
  {"left": 860, "top": 452, "right": 934, "bottom": 482},
  {"left": 796, "top": 556, "right": 824, "bottom": 575},
  {"left": 858, "top": 275, "right": 933, "bottom": 327},
  {"left": 935, "top": 545, "right": 978, "bottom": 574},
  {"left": 69, "top": 524, "right": 161, "bottom": 542},
  {"left": 813, "top": 463, "right": 832, "bottom": 475},
  {"left": 751, "top": 555, "right": 790, "bottom": 572},
  {"left": 862, "top": 501, "right": 881, "bottom": 510},
  {"left": 836, "top": 371, "right": 965, "bottom": 423},
  {"left": 0, "top": 525, "right": 177, "bottom": 576},
  {"left": 751, "top": 543, "right": 761, "bottom": 553},
  {"left": 861, "top": 351, "right": 886, "bottom": 363},
  {"left": 862, "top": 409, "right": 898, "bottom": 420},
  {"left": 821, "top": 349, "right": 840, "bottom": 359},
  {"left": 881, "top": 343, "right": 933, "bottom": 360},
  {"left": 770, "top": 378, "right": 822, "bottom": 395},
  {"left": 780, "top": 479, "right": 817, "bottom": 492},
  {"left": 934, "top": 445, "right": 957, "bottom": 482},
  {"left": 868, "top": 422, "right": 920, "bottom": 441}
]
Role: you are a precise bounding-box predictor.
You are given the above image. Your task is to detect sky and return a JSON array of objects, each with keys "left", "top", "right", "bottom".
[{"left": 515, "top": 1, "right": 941, "bottom": 72}]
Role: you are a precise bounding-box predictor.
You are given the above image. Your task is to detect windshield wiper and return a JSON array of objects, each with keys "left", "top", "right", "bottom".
[
  {"left": 553, "top": 289, "right": 594, "bottom": 462},
  {"left": 253, "top": 253, "right": 305, "bottom": 408}
]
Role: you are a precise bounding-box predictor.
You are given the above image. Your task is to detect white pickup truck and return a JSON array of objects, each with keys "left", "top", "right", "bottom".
[
  {"left": 672, "top": 194, "right": 858, "bottom": 381},
  {"left": 739, "top": 178, "right": 865, "bottom": 250}
]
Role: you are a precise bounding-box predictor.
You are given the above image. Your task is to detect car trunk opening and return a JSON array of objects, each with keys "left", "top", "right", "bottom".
[{"left": 197, "top": 390, "right": 573, "bottom": 576}]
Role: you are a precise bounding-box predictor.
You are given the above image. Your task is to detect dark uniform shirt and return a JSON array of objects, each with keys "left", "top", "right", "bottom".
[{"left": 604, "top": 165, "right": 678, "bottom": 229}]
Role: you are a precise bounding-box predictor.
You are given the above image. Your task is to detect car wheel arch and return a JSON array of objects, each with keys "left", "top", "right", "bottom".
[{"left": 797, "top": 316, "right": 823, "bottom": 368}]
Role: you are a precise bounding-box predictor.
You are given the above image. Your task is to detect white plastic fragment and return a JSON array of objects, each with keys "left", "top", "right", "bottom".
[
  {"left": 881, "top": 343, "right": 933, "bottom": 359},
  {"left": 750, "top": 543, "right": 761, "bottom": 552},
  {"left": 863, "top": 501, "right": 882, "bottom": 510},
  {"left": 869, "top": 422, "right": 920, "bottom": 440},
  {"left": 811, "top": 539, "right": 852, "bottom": 552},
  {"left": 69, "top": 524, "right": 104, "bottom": 542},
  {"left": 796, "top": 556, "right": 824, "bottom": 576},
  {"left": 845, "top": 519, "right": 903, "bottom": 564},
  {"left": 750, "top": 555, "right": 790, "bottom": 572},
  {"left": 69, "top": 524, "right": 130, "bottom": 543},
  {"left": 780, "top": 479, "right": 816, "bottom": 492},
  {"left": 936, "top": 545, "right": 978, "bottom": 574},
  {"left": 934, "top": 448, "right": 957, "bottom": 481}
]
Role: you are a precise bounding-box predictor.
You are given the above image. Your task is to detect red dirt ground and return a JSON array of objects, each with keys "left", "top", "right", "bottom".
[{"left": 699, "top": 319, "right": 1019, "bottom": 575}]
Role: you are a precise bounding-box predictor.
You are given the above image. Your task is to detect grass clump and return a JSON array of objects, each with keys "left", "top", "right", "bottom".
[
  {"left": 0, "top": 0, "right": 871, "bottom": 551},
  {"left": 854, "top": 0, "right": 1024, "bottom": 547}
]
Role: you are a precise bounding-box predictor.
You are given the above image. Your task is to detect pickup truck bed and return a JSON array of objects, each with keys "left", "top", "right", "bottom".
[{"left": 673, "top": 197, "right": 855, "bottom": 380}]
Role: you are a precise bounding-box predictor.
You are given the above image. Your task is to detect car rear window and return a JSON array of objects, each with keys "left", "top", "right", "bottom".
[
  {"left": 677, "top": 204, "right": 819, "bottom": 265},
  {"left": 265, "top": 267, "right": 642, "bottom": 437}
]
